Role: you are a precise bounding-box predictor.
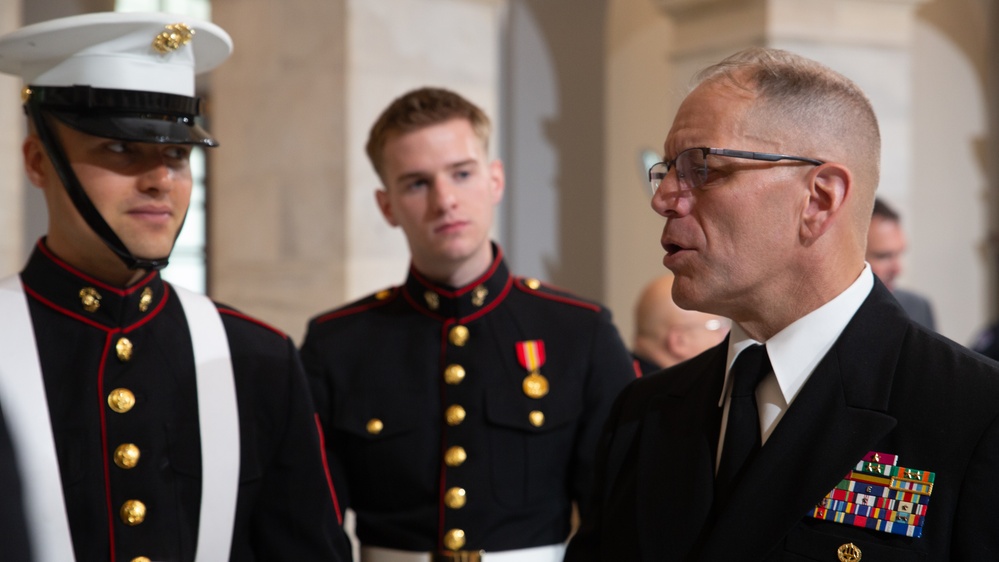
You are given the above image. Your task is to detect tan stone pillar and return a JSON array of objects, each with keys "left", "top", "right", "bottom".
[
  {"left": 209, "top": 0, "right": 347, "bottom": 341},
  {"left": 989, "top": 0, "right": 999, "bottom": 317},
  {"left": 0, "top": 0, "right": 22, "bottom": 277}
]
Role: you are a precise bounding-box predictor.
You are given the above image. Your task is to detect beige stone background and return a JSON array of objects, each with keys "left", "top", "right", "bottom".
[{"left": 0, "top": 0, "right": 995, "bottom": 349}]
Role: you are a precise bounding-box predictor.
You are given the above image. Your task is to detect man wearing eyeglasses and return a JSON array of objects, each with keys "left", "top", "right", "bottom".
[{"left": 566, "top": 47, "right": 999, "bottom": 560}]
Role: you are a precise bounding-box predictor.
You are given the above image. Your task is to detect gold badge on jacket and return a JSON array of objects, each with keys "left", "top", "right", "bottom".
[
  {"left": 810, "top": 451, "right": 934, "bottom": 539},
  {"left": 516, "top": 340, "right": 549, "bottom": 399}
]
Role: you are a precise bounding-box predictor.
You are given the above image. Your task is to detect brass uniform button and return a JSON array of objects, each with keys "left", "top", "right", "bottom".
[
  {"left": 522, "top": 373, "right": 549, "bottom": 399},
  {"left": 524, "top": 278, "right": 541, "bottom": 290},
  {"left": 375, "top": 289, "right": 392, "bottom": 300},
  {"left": 443, "top": 364, "right": 466, "bottom": 385},
  {"left": 449, "top": 325, "right": 470, "bottom": 347},
  {"left": 138, "top": 287, "right": 153, "bottom": 312},
  {"left": 114, "top": 443, "right": 141, "bottom": 469},
  {"left": 120, "top": 499, "right": 146, "bottom": 525},
  {"left": 444, "top": 446, "right": 467, "bottom": 467},
  {"left": 108, "top": 388, "right": 136, "bottom": 413},
  {"left": 837, "top": 543, "right": 861, "bottom": 562},
  {"left": 444, "top": 487, "right": 467, "bottom": 509},
  {"left": 79, "top": 287, "right": 102, "bottom": 312},
  {"left": 444, "top": 405, "right": 466, "bottom": 426},
  {"left": 131, "top": 557, "right": 151, "bottom": 562},
  {"left": 529, "top": 410, "right": 545, "bottom": 427},
  {"left": 443, "top": 528, "right": 466, "bottom": 550},
  {"left": 115, "top": 337, "right": 133, "bottom": 362},
  {"left": 366, "top": 418, "right": 384, "bottom": 435}
]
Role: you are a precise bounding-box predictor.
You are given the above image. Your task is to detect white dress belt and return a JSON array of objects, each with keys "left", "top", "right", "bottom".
[
  {"left": 0, "top": 276, "right": 240, "bottom": 562},
  {"left": 361, "top": 543, "right": 566, "bottom": 562}
]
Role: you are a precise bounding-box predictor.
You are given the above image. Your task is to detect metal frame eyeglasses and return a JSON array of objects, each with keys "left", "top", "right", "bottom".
[{"left": 648, "top": 147, "right": 824, "bottom": 195}]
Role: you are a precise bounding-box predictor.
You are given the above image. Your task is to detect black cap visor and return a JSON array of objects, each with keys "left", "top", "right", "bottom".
[
  {"left": 50, "top": 110, "right": 217, "bottom": 145},
  {"left": 28, "top": 85, "right": 218, "bottom": 146}
]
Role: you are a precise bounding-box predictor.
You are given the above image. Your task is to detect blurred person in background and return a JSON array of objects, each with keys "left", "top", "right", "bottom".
[
  {"left": 866, "top": 197, "right": 936, "bottom": 330},
  {"left": 631, "top": 274, "right": 729, "bottom": 375}
]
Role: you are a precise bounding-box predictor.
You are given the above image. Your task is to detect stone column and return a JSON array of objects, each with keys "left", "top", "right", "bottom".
[
  {"left": 0, "top": 0, "right": 22, "bottom": 277},
  {"left": 502, "top": 0, "right": 608, "bottom": 300},
  {"left": 209, "top": 0, "right": 348, "bottom": 341},
  {"left": 988, "top": 0, "right": 999, "bottom": 317}
]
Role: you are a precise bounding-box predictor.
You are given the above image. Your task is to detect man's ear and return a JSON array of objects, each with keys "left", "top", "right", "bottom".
[
  {"left": 800, "top": 163, "right": 851, "bottom": 242},
  {"left": 375, "top": 188, "right": 399, "bottom": 227},
  {"left": 488, "top": 159, "right": 505, "bottom": 204},
  {"left": 22, "top": 135, "right": 49, "bottom": 189}
]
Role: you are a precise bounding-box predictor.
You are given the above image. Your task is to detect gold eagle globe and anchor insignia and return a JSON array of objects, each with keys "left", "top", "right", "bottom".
[
  {"left": 424, "top": 291, "right": 440, "bottom": 311},
  {"left": 471, "top": 284, "right": 488, "bottom": 307},
  {"left": 139, "top": 287, "right": 154, "bottom": 312},
  {"left": 79, "top": 287, "right": 102, "bottom": 312},
  {"left": 152, "top": 23, "right": 195, "bottom": 54},
  {"left": 516, "top": 340, "right": 549, "bottom": 399}
]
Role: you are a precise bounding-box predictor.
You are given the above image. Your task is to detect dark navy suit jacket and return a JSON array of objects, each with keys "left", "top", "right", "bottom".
[{"left": 566, "top": 280, "right": 999, "bottom": 560}]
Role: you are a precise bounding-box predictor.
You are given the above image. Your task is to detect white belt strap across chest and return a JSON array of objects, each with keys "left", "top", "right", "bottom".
[
  {"left": 174, "top": 284, "right": 241, "bottom": 562},
  {"left": 0, "top": 275, "right": 240, "bottom": 562}
]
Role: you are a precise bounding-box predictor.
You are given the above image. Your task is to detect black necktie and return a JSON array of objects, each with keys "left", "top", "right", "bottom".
[{"left": 715, "top": 344, "right": 771, "bottom": 508}]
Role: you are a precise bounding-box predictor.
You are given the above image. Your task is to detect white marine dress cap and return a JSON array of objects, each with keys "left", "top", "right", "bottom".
[
  {"left": 0, "top": 12, "right": 234, "bottom": 270},
  {"left": 0, "top": 11, "right": 233, "bottom": 144}
]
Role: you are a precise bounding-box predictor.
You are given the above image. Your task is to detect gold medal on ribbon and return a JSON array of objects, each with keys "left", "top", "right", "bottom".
[
  {"left": 516, "top": 340, "right": 549, "bottom": 399},
  {"left": 522, "top": 373, "right": 549, "bottom": 399}
]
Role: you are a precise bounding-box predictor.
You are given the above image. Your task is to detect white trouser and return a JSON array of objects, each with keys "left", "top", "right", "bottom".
[{"left": 361, "top": 543, "right": 566, "bottom": 562}]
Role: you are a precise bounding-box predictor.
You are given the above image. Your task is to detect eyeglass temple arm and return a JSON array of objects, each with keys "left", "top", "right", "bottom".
[{"left": 710, "top": 148, "right": 824, "bottom": 165}]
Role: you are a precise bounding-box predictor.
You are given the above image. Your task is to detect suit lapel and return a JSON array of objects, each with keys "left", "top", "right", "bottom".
[{"left": 700, "top": 283, "right": 907, "bottom": 559}]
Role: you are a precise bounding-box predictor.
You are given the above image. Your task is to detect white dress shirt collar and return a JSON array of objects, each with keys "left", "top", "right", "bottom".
[{"left": 716, "top": 264, "right": 874, "bottom": 455}]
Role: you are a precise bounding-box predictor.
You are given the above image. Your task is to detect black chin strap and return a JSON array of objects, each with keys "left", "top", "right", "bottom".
[{"left": 28, "top": 106, "right": 170, "bottom": 271}]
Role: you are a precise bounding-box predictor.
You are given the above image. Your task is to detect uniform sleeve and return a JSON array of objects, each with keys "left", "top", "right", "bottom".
[
  {"left": 564, "top": 380, "right": 631, "bottom": 562},
  {"left": 570, "top": 311, "right": 636, "bottom": 520},
  {"left": 249, "top": 336, "right": 352, "bottom": 561},
  {"left": 298, "top": 323, "right": 352, "bottom": 515}
]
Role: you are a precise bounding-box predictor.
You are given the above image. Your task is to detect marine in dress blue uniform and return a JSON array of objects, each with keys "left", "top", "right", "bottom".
[
  {"left": 302, "top": 245, "right": 635, "bottom": 557},
  {"left": 300, "top": 87, "right": 636, "bottom": 561},
  {"left": 0, "top": 12, "right": 350, "bottom": 561},
  {"left": 18, "top": 240, "right": 348, "bottom": 561}
]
